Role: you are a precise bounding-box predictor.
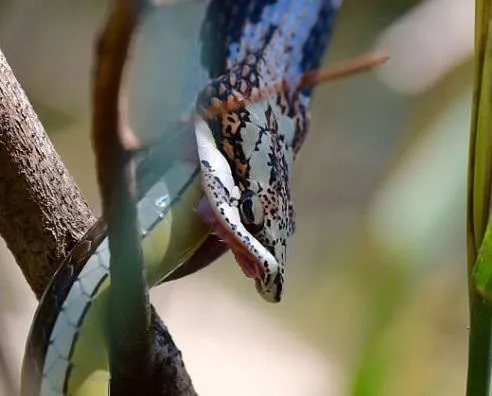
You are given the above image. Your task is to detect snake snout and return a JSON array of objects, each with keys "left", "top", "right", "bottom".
[{"left": 255, "top": 270, "right": 283, "bottom": 303}]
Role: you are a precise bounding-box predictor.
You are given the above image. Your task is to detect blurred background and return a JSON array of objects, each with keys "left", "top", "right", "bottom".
[{"left": 0, "top": 0, "right": 473, "bottom": 395}]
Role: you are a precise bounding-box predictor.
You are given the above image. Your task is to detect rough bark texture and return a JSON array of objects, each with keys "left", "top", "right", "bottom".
[
  {"left": 0, "top": 49, "right": 96, "bottom": 298},
  {"left": 0, "top": 46, "right": 196, "bottom": 395},
  {"left": 149, "top": 306, "right": 197, "bottom": 396}
]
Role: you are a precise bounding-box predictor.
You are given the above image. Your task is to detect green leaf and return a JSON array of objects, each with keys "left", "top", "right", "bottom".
[{"left": 474, "top": 221, "right": 492, "bottom": 300}]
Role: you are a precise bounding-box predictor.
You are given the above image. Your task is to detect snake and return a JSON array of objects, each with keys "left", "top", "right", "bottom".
[{"left": 20, "top": 0, "right": 341, "bottom": 394}]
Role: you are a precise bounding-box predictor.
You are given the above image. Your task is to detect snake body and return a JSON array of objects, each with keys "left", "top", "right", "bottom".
[
  {"left": 195, "top": 0, "right": 339, "bottom": 301},
  {"left": 21, "top": 1, "right": 341, "bottom": 394}
]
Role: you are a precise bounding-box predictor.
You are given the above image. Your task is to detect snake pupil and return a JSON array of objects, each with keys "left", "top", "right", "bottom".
[{"left": 239, "top": 190, "right": 264, "bottom": 233}]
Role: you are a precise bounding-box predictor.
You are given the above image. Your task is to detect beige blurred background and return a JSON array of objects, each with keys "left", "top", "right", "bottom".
[{"left": 0, "top": 0, "right": 473, "bottom": 395}]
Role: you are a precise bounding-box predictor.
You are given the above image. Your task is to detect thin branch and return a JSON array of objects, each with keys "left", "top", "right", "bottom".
[
  {"left": 92, "top": 0, "right": 154, "bottom": 393},
  {"left": 92, "top": 2, "right": 196, "bottom": 395},
  {"left": 198, "top": 50, "right": 389, "bottom": 120},
  {"left": 299, "top": 50, "right": 389, "bottom": 88}
]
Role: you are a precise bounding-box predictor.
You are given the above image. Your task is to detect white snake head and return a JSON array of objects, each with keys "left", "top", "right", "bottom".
[{"left": 195, "top": 97, "right": 297, "bottom": 303}]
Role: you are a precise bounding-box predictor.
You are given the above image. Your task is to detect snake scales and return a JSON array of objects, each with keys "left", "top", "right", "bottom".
[{"left": 21, "top": 1, "right": 341, "bottom": 394}]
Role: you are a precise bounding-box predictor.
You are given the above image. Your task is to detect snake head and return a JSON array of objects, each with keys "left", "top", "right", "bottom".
[{"left": 194, "top": 96, "right": 297, "bottom": 303}]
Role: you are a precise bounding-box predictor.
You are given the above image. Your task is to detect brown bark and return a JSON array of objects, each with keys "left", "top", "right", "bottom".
[
  {"left": 0, "top": 49, "right": 96, "bottom": 298},
  {"left": 0, "top": 31, "right": 196, "bottom": 394}
]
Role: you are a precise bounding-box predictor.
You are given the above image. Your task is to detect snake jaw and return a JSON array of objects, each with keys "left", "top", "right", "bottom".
[
  {"left": 195, "top": 119, "right": 283, "bottom": 303},
  {"left": 196, "top": 196, "right": 262, "bottom": 278}
]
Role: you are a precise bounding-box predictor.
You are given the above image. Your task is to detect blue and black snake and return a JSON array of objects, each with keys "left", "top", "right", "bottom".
[{"left": 21, "top": 1, "right": 341, "bottom": 394}]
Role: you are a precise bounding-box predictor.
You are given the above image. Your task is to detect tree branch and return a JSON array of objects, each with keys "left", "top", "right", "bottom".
[
  {"left": 0, "top": 49, "right": 96, "bottom": 298},
  {"left": 92, "top": 0, "right": 155, "bottom": 392},
  {"left": 0, "top": 34, "right": 195, "bottom": 395}
]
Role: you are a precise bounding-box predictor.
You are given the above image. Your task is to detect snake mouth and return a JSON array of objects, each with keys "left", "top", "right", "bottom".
[
  {"left": 194, "top": 119, "right": 283, "bottom": 303},
  {"left": 197, "top": 197, "right": 265, "bottom": 280},
  {"left": 197, "top": 196, "right": 281, "bottom": 303}
]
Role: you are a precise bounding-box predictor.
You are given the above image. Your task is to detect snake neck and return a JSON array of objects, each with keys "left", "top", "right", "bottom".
[{"left": 193, "top": 48, "right": 307, "bottom": 301}]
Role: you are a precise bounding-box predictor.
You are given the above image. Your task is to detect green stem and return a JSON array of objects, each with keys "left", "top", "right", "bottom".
[{"left": 466, "top": 295, "right": 492, "bottom": 396}]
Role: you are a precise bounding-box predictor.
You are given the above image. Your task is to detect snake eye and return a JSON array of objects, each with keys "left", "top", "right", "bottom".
[{"left": 239, "top": 190, "right": 264, "bottom": 234}]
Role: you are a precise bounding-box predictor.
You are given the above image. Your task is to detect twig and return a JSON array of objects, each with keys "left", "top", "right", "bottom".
[
  {"left": 299, "top": 50, "right": 389, "bottom": 89},
  {"left": 199, "top": 50, "right": 389, "bottom": 120},
  {"left": 92, "top": 1, "right": 196, "bottom": 395},
  {"left": 92, "top": 0, "right": 154, "bottom": 393}
]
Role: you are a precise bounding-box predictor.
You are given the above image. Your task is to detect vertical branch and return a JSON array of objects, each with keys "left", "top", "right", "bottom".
[
  {"left": 92, "top": 1, "right": 153, "bottom": 392},
  {"left": 92, "top": 2, "right": 197, "bottom": 394}
]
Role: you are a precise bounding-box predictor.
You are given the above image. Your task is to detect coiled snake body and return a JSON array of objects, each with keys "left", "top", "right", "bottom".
[{"left": 21, "top": 1, "right": 341, "bottom": 394}]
